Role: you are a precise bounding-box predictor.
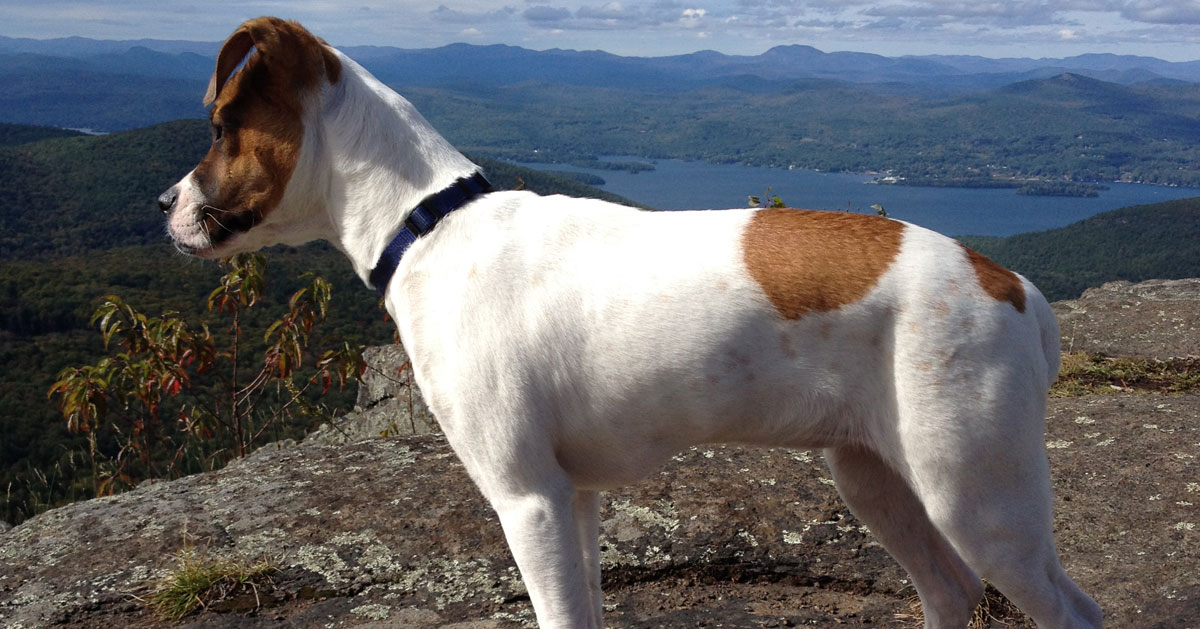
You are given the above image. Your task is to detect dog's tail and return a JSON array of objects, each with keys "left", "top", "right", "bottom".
[{"left": 1023, "top": 276, "right": 1061, "bottom": 391}]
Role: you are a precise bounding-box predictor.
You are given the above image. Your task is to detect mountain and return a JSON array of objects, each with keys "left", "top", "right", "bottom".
[
  {"left": 396, "top": 72, "right": 1200, "bottom": 186},
  {"left": 342, "top": 42, "right": 682, "bottom": 90},
  {"left": 339, "top": 42, "right": 1200, "bottom": 91},
  {"left": 0, "top": 53, "right": 208, "bottom": 130},
  {"left": 2, "top": 34, "right": 1198, "bottom": 97},
  {"left": 0, "top": 34, "right": 219, "bottom": 57},
  {"left": 923, "top": 52, "right": 1200, "bottom": 84},
  {"left": 2, "top": 37, "right": 1198, "bottom": 187},
  {"left": 0, "top": 119, "right": 210, "bottom": 258},
  {"left": 0, "top": 123, "right": 82, "bottom": 146}
]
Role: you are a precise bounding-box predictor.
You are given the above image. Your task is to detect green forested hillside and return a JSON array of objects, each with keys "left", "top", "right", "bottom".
[
  {"left": 0, "top": 123, "right": 83, "bottom": 147},
  {"left": 407, "top": 73, "right": 1200, "bottom": 187},
  {"left": 0, "top": 119, "right": 210, "bottom": 258},
  {"left": 0, "top": 122, "right": 637, "bottom": 524},
  {"left": 960, "top": 197, "right": 1200, "bottom": 301}
]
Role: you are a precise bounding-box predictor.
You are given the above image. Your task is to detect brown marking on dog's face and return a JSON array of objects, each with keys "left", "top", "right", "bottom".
[
  {"left": 190, "top": 17, "right": 341, "bottom": 246},
  {"left": 959, "top": 244, "right": 1026, "bottom": 313},
  {"left": 742, "top": 209, "right": 905, "bottom": 319}
]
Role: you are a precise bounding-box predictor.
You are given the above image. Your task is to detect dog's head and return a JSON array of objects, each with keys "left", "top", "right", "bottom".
[{"left": 159, "top": 17, "right": 341, "bottom": 257}]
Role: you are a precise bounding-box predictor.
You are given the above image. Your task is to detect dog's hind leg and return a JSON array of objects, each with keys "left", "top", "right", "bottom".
[
  {"left": 574, "top": 490, "right": 605, "bottom": 627},
  {"left": 896, "top": 392, "right": 1103, "bottom": 628},
  {"left": 825, "top": 445, "right": 983, "bottom": 628}
]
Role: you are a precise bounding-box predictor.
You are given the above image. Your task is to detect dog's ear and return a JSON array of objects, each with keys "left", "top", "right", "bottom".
[
  {"left": 204, "top": 17, "right": 342, "bottom": 106},
  {"left": 204, "top": 22, "right": 255, "bottom": 106}
]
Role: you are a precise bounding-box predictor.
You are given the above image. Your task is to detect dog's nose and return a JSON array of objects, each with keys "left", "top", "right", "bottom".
[{"left": 157, "top": 187, "right": 178, "bottom": 215}]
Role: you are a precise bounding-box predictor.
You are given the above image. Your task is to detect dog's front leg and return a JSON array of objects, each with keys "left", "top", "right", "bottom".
[{"left": 489, "top": 468, "right": 600, "bottom": 628}]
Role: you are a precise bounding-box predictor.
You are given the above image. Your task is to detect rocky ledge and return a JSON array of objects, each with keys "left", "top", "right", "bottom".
[{"left": 1, "top": 280, "right": 1197, "bottom": 628}]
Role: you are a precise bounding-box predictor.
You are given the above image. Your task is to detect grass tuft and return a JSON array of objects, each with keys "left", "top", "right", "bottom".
[
  {"left": 149, "top": 545, "right": 276, "bottom": 621},
  {"left": 1052, "top": 352, "right": 1200, "bottom": 397},
  {"left": 897, "top": 582, "right": 1024, "bottom": 627}
]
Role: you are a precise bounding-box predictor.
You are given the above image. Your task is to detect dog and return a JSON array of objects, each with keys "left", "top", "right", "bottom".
[{"left": 159, "top": 17, "right": 1103, "bottom": 628}]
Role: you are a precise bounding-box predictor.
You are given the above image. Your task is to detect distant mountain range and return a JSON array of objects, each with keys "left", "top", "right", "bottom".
[
  {"left": 2, "top": 34, "right": 1198, "bottom": 186},
  {"left": 2, "top": 34, "right": 1199, "bottom": 93}
]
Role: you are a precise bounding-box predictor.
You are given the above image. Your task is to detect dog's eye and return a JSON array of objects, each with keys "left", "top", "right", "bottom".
[{"left": 212, "top": 123, "right": 224, "bottom": 143}]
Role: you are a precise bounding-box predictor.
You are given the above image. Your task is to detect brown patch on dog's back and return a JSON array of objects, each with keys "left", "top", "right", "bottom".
[
  {"left": 742, "top": 209, "right": 904, "bottom": 319},
  {"left": 193, "top": 18, "right": 342, "bottom": 241},
  {"left": 960, "top": 244, "right": 1026, "bottom": 313}
]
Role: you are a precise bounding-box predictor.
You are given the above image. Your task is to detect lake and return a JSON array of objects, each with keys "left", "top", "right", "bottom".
[{"left": 516, "top": 158, "right": 1200, "bottom": 237}]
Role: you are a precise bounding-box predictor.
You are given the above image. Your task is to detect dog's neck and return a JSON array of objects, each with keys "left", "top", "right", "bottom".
[{"left": 315, "top": 50, "right": 481, "bottom": 288}]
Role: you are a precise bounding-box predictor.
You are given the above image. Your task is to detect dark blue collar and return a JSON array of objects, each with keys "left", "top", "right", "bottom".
[{"left": 368, "top": 171, "right": 493, "bottom": 293}]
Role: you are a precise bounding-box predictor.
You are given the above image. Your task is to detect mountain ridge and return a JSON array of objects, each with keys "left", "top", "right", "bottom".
[{"left": 3, "top": 34, "right": 1199, "bottom": 88}]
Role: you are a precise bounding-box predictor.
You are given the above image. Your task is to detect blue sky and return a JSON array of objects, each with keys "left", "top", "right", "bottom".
[{"left": 2, "top": 1, "right": 1199, "bottom": 60}]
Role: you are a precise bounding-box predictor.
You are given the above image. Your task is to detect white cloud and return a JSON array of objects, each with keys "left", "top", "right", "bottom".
[
  {"left": 1059, "top": 27, "right": 1081, "bottom": 39},
  {"left": 680, "top": 7, "right": 707, "bottom": 27}
]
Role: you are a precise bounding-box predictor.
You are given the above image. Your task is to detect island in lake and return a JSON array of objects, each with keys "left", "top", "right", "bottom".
[{"left": 874, "top": 175, "right": 1107, "bottom": 197}]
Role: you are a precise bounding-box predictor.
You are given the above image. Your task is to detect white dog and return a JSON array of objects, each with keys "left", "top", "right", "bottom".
[{"left": 159, "top": 18, "right": 1102, "bottom": 628}]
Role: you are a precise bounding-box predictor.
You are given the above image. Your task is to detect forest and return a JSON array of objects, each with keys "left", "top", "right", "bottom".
[{"left": 394, "top": 72, "right": 1200, "bottom": 188}]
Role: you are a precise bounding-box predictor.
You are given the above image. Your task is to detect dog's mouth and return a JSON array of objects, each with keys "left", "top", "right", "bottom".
[
  {"left": 201, "top": 204, "right": 262, "bottom": 244},
  {"left": 170, "top": 204, "right": 263, "bottom": 257}
]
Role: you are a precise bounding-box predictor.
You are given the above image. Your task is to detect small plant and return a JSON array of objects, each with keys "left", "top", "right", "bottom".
[
  {"left": 150, "top": 545, "right": 276, "bottom": 621},
  {"left": 748, "top": 187, "right": 787, "bottom": 209},
  {"left": 49, "top": 253, "right": 365, "bottom": 496},
  {"left": 48, "top": 295, "right": 213, "bottom": 494}
]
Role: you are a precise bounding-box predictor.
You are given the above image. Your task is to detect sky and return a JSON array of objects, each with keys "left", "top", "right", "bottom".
[{"left": 2, "top": 1, "right": 1200, "bottom": 61}]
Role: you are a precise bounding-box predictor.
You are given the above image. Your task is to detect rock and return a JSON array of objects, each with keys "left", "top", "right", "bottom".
[
  {"left": 3, "top": 391, "right": 1197, "bottom": 628},
  {"left": 0, "top": 434, "right": 907, "bottom": 628},
  {"left": 1053, "top": 278, "right": 1200, "bottom": 359},
  {"left": 307, "top": 345, "right": 438, "bottom": 445}
]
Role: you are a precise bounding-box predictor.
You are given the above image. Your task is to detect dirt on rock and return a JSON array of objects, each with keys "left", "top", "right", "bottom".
[{"left": 2, "top": 279, "right": 1197, "bottom": 628}]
